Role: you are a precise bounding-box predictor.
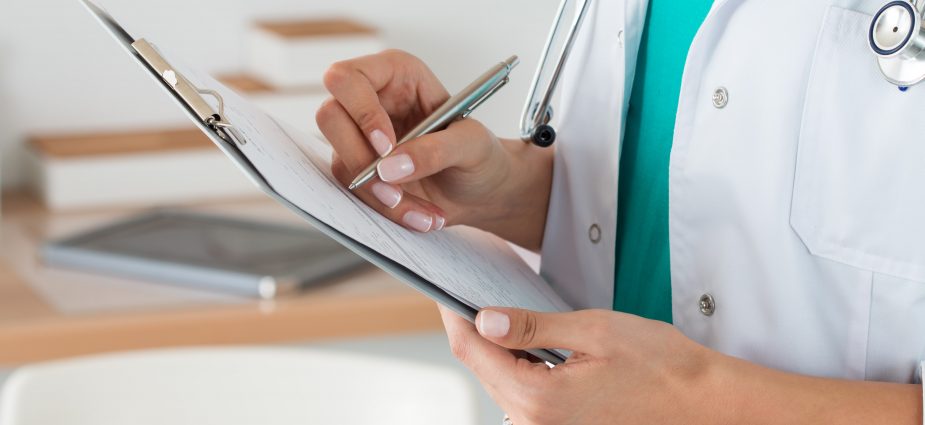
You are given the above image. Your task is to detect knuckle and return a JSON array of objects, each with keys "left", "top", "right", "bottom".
[
  {"left": 514, "top": 312, "right": 539, "bottom": 346},
  {"left": 322, "top": 62, "right": 352, "bottom": 90},
  {"left": 447, "top": 336, "right": 470, "bottom": 363},
  {"left": 381, "top": 48, "right": 412, "bottom": 62},
  {"left": 418, "top": 142, "right": 446, "bottom": 170},
  {"left": 330, "top": 160, "right": 349, "bottom": 184},
  {"left": 511, "top": 372, "right": 565, "bottom": 425},
  {"left": 585, "top": 312, "right": 617, "bottom": 340},
  {"left": 458, "top": 117, "right": 487, "bottom": 132},
  {"left": 315, "top": 98, "right": 338, "bottom": 123},
  {"left": 354, "top": 107, "right": 382, "bottom": 132},
  {"left": 586, "top": 309, "right": 612, "bottom": 322},
  {"left": 588, "top": 322, "right": 610, "bottom": 341},
  {"left": 520, "top": 400, "right": 556, "bottom": 425}
]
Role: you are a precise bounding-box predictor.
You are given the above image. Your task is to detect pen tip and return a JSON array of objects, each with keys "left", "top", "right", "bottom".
[{"left": 348, "top": 183, "right": 357, "bottom": 190}]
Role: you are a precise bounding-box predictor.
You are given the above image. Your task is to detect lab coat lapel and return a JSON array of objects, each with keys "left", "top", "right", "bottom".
[
  {"left": 623, "top": 0, "right": 649, "bottom": 113},
  {"left": 540, "top": 0, "right": 629, "bottom": 309}
]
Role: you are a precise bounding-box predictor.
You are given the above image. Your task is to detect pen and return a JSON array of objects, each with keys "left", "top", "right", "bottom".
[{"left": 348, "top": 55, "right": 520, "bottom": 190}]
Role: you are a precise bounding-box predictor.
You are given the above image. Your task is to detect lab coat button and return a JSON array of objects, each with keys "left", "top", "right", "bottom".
[
  {"left": 617, "top": 30, "right": 624, "bottom": 47},
  {"left": 699, "top": 294, "right": 716, "bottom": 316},
  {"left": 712, "top": 87, "right": 729, "bottom": 108},
  {"left": 588, "top": 224, "right": 602, "bottom": 244}
]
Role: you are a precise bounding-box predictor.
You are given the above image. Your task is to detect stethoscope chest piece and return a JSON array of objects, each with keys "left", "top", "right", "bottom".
[{"left": 871, "top": 0, "right": 925, "bottom": 86}]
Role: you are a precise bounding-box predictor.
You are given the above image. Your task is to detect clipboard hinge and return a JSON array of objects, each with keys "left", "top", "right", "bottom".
[{"left": 131, "top": 39, "right": 245, "bottom": 146}]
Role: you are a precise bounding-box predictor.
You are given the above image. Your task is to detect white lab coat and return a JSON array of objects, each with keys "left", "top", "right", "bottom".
[{"left": 540, "top": 0, "right": 925, "bottom": 396}]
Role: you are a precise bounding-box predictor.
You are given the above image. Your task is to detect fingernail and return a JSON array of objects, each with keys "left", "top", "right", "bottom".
[
  {"left": 369, "top": 130, "right": 392, "bottom": 157},
  {"left": 478, "top": 310, "right": 510, "bottom": 338},
  {"left": 434, "top": 216, "right": 446, "bottom": 231},
  {"left": 402, "top": 211, "right": 433, "bottom": 232},
  {"left": 371, "top": 182, "right": 402, "bottom": 209},
  {"left": 377, "top": 154, "right": 415, "bottom": 182}
]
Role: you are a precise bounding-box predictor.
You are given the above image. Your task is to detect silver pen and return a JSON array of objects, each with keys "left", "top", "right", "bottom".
[{"left": 348, "top": 55, "right": 520, "bottom": 190}]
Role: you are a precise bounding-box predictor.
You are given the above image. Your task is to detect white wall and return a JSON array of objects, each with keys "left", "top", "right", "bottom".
[{"left": 0, "top": 0, "right": 559, "bottom": 188}]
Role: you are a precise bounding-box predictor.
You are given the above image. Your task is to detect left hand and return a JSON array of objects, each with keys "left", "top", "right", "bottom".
[{"left": 438, "top": 306, "right": 727, "bottom": 425}]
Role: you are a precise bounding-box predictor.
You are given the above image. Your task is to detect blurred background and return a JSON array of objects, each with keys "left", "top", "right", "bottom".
[{"left": 0, "top": 0, "right": 558, "bottom": 423}]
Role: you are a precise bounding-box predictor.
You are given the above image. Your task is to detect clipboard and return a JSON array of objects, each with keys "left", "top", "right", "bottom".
[{"left": 79, "top": 0, "right": 567, "bottom": 365}]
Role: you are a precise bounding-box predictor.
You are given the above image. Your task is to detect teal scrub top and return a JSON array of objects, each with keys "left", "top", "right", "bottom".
[{"left": 613, "top": 0, "right": 713, "bottom": 323}]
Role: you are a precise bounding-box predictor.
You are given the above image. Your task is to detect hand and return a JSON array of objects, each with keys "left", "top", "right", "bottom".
[
  {"left": 439, "top": 306, "right": 720, "bottom": 425},
  {"left": 317, "top": 50, "right": 553, "bottom": 249},
  {"left": 440, "top": 306, "right": 924, "bottom": 425}
]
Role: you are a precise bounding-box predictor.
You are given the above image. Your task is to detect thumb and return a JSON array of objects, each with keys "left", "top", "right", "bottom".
[{"left": 476, "top": 308, "right": 608, "bottom": 354}]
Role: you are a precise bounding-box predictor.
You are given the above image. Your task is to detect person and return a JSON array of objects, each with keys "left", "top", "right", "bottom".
[{"left": 315, "top": 0, "right": 925, "bottom": 423}]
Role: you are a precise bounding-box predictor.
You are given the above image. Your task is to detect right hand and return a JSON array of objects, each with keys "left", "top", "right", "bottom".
[{"left": 317, "top": 50, "right": 551, "bottom": 247}]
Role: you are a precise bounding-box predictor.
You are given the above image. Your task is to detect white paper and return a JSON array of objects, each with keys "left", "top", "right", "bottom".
[{"left": 183, "top": 67, "right": 572, "bottom": 314}]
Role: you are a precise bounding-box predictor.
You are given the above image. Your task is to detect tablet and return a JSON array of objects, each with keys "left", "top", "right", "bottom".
[{"left": 43, "top": 211, "right": 370, "bottom": 298}]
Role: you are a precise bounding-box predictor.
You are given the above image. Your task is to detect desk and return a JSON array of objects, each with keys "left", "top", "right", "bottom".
[{"left": 0, "top": 192, "right": 443, "bottom": 367}]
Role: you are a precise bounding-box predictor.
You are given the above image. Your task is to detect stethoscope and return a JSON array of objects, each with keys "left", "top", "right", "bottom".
[
  {"left": 522, "top": 0, "right": 925, "bottom": 149},
  {"left": 870, "top": 0, "right": 925, "bottom": 87},
  {"left": 520, "top": 0, "right": 592, "bottom": 147}
]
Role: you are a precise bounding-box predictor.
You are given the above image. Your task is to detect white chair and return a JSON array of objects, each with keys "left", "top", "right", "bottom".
[{"left": 0, "top": 347, "right": 477, "bottom": 425}]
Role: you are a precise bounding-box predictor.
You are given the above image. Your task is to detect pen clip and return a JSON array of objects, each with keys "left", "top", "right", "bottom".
[{"left": 461, "top": 77, "right": 509, "bottom": 119}]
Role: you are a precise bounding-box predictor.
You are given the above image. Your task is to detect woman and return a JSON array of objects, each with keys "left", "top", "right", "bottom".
[{"left": 315, "top": 0, "right": 925, "bottom": 422}]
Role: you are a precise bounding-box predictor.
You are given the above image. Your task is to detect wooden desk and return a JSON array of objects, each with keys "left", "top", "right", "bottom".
[{"left": 0, "top": 193, "right": 443, "bottom": 367}]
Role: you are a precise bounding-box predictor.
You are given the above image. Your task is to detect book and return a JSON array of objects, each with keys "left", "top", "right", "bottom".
[
  {"left": 246, "top": 18, "right": 385, "bottom": 89},
  {"left": 26, "top": 128, "right": 261, "bottom": 210}
]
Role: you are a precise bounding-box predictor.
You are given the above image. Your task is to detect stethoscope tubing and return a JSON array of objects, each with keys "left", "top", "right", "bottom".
[{"left": 520, "top": 0, "right": 593, "bottom": 147}]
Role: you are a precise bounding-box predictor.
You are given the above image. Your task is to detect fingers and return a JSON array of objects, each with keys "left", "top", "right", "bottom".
[
  {"left": 331, "top": 154, "right": 448, "bottom": 232},
  {"left": 317, "top": 97, "right": 378, "bottom": 171},
  {"left": 323, "top": 56, "right": 398, "bottom": 153},
  {"left": 440, "top": 306, "right": 573, "bottom": 425},
  {"left": 322, "top": 100, "right": 448, "bottom": 233},
  {"left": 438, "top": 305, "right": 514, "bottom": 371},
  {"left": 437, "top": 306, "right": 548, "bottom": 383},
  {"left": 332, "top": 50, "right": 450, "bottom": 121},
  {"left": 318, "top": 50, "right": 492, "bottom": 234},
  {"left": 321, "top": 49, "right": 450, "bottom": 160},
  {"left": 320, "top": 99, "right": 495, "bottom": 187},
  {"left": 436, "top": 306, "right": 522, "bottom": 411},
  {"left": 376, "top": 119, "right": 497, "bottom": 185},
  {"left": 475, "top": 308, "right": 612, "bottom": 355}
]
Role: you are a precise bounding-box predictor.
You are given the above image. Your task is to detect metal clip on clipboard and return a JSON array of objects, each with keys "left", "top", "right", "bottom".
[{"left": 131, "top": 39, "right": 245, "bottom": 146}]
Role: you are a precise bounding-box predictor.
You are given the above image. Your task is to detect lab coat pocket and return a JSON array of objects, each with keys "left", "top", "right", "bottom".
[{"left": 792, "top": 6, "right": 925, "bottom": 282}]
